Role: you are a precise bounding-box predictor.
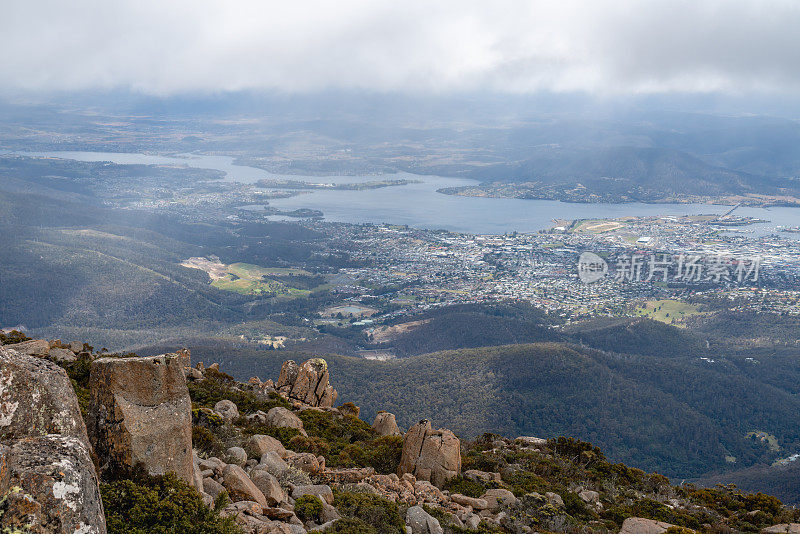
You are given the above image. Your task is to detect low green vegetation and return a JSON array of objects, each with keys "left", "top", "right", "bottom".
[
  {"left": 332, "top": 491, "right": 406, "bottom": 534},
  {"left": 101, "top": 473, "right": 242, "bottom": 534}
]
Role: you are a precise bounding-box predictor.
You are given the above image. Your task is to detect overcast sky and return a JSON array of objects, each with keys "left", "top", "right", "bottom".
[{"left": 3, "top": 0, "right": 799, "bottom": 96}]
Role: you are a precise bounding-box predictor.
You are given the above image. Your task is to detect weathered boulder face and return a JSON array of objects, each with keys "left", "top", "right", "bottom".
[
  {"left": 2, "top": 339, "right": 50, "bottom": 357},
  {"left": 398, "top": 420, "right": 461, "bottom": 487},
  {"left": 0, "top": 435, "right": 107, "bottom": 534},
  {"left": 373, "top": 411, "right": 401, "bottom": 436},
  {"left": 0, "top": 346, "right": 90, "bottom": 447},
  {"left": 87, "top": 354, "right": 195, "bottom": 486},
  {"left": 276, "top": 358, "right": 337, "bottom": 407},
  {"left": 619, "top": 517, "right": 674, "bottom": 534}
]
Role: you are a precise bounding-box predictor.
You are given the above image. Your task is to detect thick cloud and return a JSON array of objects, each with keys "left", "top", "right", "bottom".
[{"left": 2, "top": 0, "right": 799, "bottom": 95}]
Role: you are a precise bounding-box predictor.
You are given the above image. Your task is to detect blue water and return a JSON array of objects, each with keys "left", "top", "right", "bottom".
[{"left": 17, "top": 151, "right": 800, "bottom": 236}]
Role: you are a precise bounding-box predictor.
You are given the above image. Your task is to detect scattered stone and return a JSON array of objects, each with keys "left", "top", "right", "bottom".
[
  {"left": 373, "top": 411, "right": 402, "bottom": 436},
  {"left": 247, "top": 434, "right": 287, "bottom": 458},
  {"left": 204, "top": 477, "right": 227, "bottom": 500},
  {"left": 87, "top": 353, "right": 195, "bottom": 487},
  {"left": 250, "top": 470, "right": 286, "bottom": 505},
  {"left": 291, "top": 484, "right": 334, "bottom": 504},
  {"left": 258, "top": 451, "right": 290, "bottom": 478},
  {"left": 276, "top": 358, "right": 337, "bottom": 407},
  {"left": 48, "top": 347, "right": 77, "bottom": 363},
  {"left": 464, "top": 469, "right": 501, "bottom": 483},
  {"left": 227, "top": 446, "right": 248, "bottom": 466},
  {"left": 406, "top": 505, "right": 444, "bottom": 534},
  {"left": 516, "top": 436, "right": 548, "bottom": 447},
  {"left": 222, "top": 464, "right": 268, "bottom": 508},
  {"left": 398, "top": 419, "right": 461, "bottom": 487},
  {"left": 287, "top": 452, "right": 322, "bottom": 475},
  {"left": 265, "top": 406, "right": 305, "bottom": 433},
  {"left": 763, "top": 526, "right": 800, "bottom": 534},
  {"left": 481, "top": 488, "right": 517, "bottom": 512},
  {"left": 579, "top": 490, "right": 600, "bottom": 503},
  {"left": 450, "top": 493, "right": 489, "bottom": 510},
  {"left": 215, "top": 399, "right": 240, "bottom": 422},
  {"left": 545, "top": 491, "right": 564, "bottom": 508}
]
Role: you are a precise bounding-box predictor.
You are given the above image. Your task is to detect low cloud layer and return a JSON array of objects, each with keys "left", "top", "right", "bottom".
[{"left": 3, "top": 0, "right": 799, "bottom": 95}]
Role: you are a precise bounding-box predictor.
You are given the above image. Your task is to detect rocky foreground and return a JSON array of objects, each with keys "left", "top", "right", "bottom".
[{"left": 2, "top": 335, "right": 800, "bottom": 534}]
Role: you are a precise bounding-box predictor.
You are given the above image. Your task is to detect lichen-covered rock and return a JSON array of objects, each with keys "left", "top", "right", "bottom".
[
  {"left": 373, "top": 411, "right": 401, "bottom": 436},
  {"left": 214, "top": 399, "right": 239, "bottom": 422},
  {"left": 763, "top": 525, "right": 800, "bottom": 534},
  {"left": 619, "top": 517, "right": 674, "bottom": 534},
  {"left": 87, "top": 354, "right": 195, "bottom": 486},
  {"left": 0, "top": 434, "right": 107, "bottom": 534},
  {"left": 250, "top": 471, "right": 286, "bottom": 505},
  {"left": 0, "top": 347, "right": 90, "bottom": 447},
  {"left": 265, "top": 407, "right": 305, "bottom": 433},
  {"left": 276, "top": 358, "right": 337, "bottom": 407},
  {"left": 481, "top": 488, "right": 517, "bottom": 512},
  {"left": 2, "top": 339, "right": 50, "bottom": 357},
  {"left": 406, "top": 505, "right": 443, "bottom": 534},
  {"left": 398, "top": 420, "right": 461, "bottom": 487}
]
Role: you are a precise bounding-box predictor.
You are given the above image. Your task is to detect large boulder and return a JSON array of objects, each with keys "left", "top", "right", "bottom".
[
  {"left": 373, "top": 411, "right": 401, "bottom": 436},
  {"left": 0, "top": 434, "right": 107, "bottom": 534},
  {"left": 222, "top": 464, "right": 268, "bottom": 507},
  {"left": 276, "top": 358, "right": 337, "bottom": 407},
  {"left": 398, "top": 420, "right": 461, "bottom": 487},
  {"left": 406, "top": 505, "right": 444, "bottom": 534},
  {"left": 619, "top": 517, "right": 674, "bottom": 534},
  {"left": 2, "top": 339, "right": 50, "bottom": 357},
  {"left": 0, "top": 346, "right": 90, "bottom": 447},
  {"left": 763, "top": 526, "right": 800, "bottom": 534},
  {"left": 265, "top": 407, "right": 305, "bottom": 433},
  {"left": 87, "top": 353, "right": 195, "bottom": 486}
]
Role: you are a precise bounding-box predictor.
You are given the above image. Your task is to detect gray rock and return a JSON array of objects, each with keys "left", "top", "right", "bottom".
[
  {"left": 406, "top": 505, "right": 444, "bottom": 534},
  {"left": 763, "top": 526, "right": 800, "bottom": 534},
  {"left": 450, "top": 493, "right": 489, "bottom": 510},
  {"left": 0, "top": 346, "right": 90, "bottom": 447},
  {"left": 247, "top": 433, "right": 287, "bottom": 458},
  {"left": 545, "top": 491, "right": 564, "bottom": 508},
  {"left": 372, "top": 411, "right": 401, "bottom": 436},
  {"left": 258, "top": 451, "right": 290, "bottom": 477},
  {"left": 48, "top": 347, "right": 77, "bottom": 363},
  {"left": 276, "top": 358, "right": 337, "bottom": 407},
  {"left": 291, "top": 484, "right": 333, "bottom": 504},
  {"left": 87, "top": 353, "right": 195, "bottom": 487},
  {"left": 3, "top": 339, "right": 50, "bottom": 356},
  {"left": 222, "top": 464, "right": 268, "bottom": 507},
  {"left": 203, "top": 477, "right": 226, "bottom": 500},
  {"left": 0, "top": 434, "right": 107, "bottom": 534},
  {"left": 480, "top": 488, "right": 517, "bottom": 512},
  {"left": 619, "top": 517, "right": 673, "bottom": 534},
  {"left": 398, "top": 419, "right": 461, "bottom": 487},
  {"left": 251, "top": 470, "right": 286, "bottom": 505},
  {"left": 214, "top": 399, "right": 239, "bottom": 422},
  {"left": 226, "top": 446, "right": 248, "bottom": 466},
  {"left": 265, "top": 406, "right": 305, "bottom": 432}
]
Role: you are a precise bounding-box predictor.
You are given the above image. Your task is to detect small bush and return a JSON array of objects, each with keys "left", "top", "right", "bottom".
[
  {"left": 361, "top": 435, "right": 404, "bottom": 474},
  {"left": 443, "top": 475, "right": 487, "bottom": 498},
  {"left": 322, "top": 517, "right": 377, "bottom": 534},
  {"left": 241, "top": 424, "right": 300, "bottom": 446},
  {"left": 294, "top": 495, "right": 323, "bottom": 522},
  {"left": 0, "top": 330, "right": 30, "bottom": 344},
  {"left": 101, "top": 473, "right": 242, "bottom": 534},
  {"left": 290, "top": 435, "right": 330, "bottom": 456},
  {"left": 333, "top": 491, "right": 405, "bottom": 534},
  {"left": 192, "top": 426, "right": 225, "bottom": 457}
]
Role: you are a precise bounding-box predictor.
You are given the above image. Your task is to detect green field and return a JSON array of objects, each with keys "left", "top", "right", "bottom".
[
  {"left": 210, "top": 262, "right": 313, "bottom": 297},
  {"left": 633, "top": 299, "right": 702, "bottom": 325}
]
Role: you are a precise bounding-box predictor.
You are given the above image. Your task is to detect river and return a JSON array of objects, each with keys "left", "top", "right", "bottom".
[{"left": 17, "top": 150, "right": 800, "bottom": 236}]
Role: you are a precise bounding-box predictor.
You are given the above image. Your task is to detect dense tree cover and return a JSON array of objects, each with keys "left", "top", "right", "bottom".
[{"left": 161, "top": 337, "right": 800, "bottom": 488}]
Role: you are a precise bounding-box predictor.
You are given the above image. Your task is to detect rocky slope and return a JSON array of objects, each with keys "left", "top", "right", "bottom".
[{"left": 2, "top": 333, "right": 800, "bottom": 534}]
